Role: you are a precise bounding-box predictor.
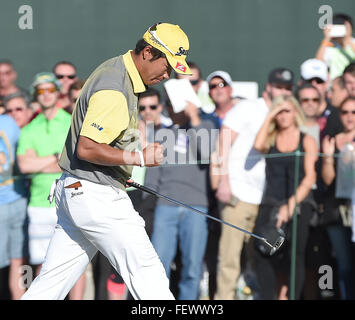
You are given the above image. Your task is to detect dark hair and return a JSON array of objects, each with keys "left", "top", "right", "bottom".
[
  {"left": 138, "top": 88, "right": 161, "bottom": 102},
  {"left": 134, "top": 39, "right": 166, "bottom": 62},
  {"left": 334, "top": 75, "right": 346, "bottom": 89},
  {"left": 3, "top": 91, "right": 30, "bottom": 108},
  {"left": 0, "top": 59, "right": 14, "bottom": 68},
  {"left": 295, "top": 82, "right": 321, "bottom": 100},
  {"left": 52, "top": 61, "right": 77, "bottom": 74},
  {"left": 343, "top": 62, "right": 355, "bottom": 77},
  {"left": 339, "top": 95, "right": 355, "bottom": 110},
  {"left": 68, "top": 79, "right": 85, "bottom": 99},
  {"left": 333, "top": 13, "right": 353, "bottom": 28},
  {"left": 187, "top": 61, "right": 201, "bottom": 79}
]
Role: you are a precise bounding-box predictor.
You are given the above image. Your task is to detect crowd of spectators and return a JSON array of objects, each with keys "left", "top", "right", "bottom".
[{"left": 0, "top": 12, "right": 355, "bottom": 300}]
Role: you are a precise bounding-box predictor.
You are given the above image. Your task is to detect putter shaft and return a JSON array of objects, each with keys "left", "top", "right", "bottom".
[{"left": 127, "top": 181, "right": 268, "bottom": 243}]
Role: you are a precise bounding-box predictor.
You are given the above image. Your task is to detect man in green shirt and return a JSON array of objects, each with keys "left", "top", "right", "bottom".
[{"left": 22, "top": 23, "right": 192, "bottom": 300}]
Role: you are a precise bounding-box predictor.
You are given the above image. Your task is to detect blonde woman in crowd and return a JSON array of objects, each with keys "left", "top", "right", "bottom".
[{"left": 253, "top": 95, "right": 318, "bottom": 299}]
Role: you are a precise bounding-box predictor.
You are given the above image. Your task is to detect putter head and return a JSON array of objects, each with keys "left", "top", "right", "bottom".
[{"left": 269, "top": 236, "right": 285, "bottom": 256}]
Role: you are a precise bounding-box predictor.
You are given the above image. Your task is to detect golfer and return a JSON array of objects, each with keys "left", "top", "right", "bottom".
[{"left": 21, "top": 23, "right": 192, "bottom": 300}]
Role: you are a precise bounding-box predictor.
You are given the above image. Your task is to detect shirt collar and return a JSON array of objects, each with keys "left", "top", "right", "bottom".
[{"left": 123, "top": 50, "right": 146, "bottom": 94}]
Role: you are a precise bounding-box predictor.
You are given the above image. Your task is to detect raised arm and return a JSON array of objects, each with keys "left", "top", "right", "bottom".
[{"left": 321, "top": 135, "right": 336, "bottom": 186}]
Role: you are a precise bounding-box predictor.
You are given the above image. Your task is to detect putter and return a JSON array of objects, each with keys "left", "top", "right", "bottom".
[{"left": 127, "top": 181, "right": 284, "bottom": 256}]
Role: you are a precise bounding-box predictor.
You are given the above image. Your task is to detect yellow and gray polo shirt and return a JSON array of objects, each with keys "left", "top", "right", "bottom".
[{"left": 59, "top": 51, "right": 146, "bottom": 190}]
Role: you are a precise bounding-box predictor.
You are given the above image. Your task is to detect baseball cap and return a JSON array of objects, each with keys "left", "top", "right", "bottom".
[
  {"left": 268, "top": 68, "right": 294, "bottom": 86},
  {"left": 206, "top": 70, "right": 233, "bottom": 86},
  {"left": 143, "top": 22, "right": 192, "bottom": 75},
  {"left": 300, "top": 59, "right": 328, "bottom": 82},
  {"left": 30, "top": 72, "right": 61, "bottom": 95}
]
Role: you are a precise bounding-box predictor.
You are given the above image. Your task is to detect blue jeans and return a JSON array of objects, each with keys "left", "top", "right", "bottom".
[
  {"left": 326, "top": 225, "right": 355, "bottom": 299},
  {"left": 151, "top": 205, "right": 208, "bottom": 300}
]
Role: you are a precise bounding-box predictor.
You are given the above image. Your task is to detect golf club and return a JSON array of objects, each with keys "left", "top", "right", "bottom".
[{"left": 127, "top": 181, "right": 284, "bottom": 256}]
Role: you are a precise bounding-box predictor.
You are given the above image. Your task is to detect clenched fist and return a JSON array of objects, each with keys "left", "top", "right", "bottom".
[{"left": 143, "top": 142, "right": 164, "bottom": 167}]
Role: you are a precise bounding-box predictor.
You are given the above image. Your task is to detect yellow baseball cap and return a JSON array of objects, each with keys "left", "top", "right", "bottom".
[{"left": 143, "top": 23, "right": 192, "bottom": 75}]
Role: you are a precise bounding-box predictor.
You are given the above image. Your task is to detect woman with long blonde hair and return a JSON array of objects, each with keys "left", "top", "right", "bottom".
[{"left": 253, "top": 95, "right": 318, "bottom": 300}]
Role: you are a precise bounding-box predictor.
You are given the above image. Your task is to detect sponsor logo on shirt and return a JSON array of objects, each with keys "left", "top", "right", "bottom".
[{"left": 91, "top": 122, "right": 103, "bottom": 131}]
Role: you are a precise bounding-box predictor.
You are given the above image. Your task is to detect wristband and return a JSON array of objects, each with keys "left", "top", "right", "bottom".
[{"left": 137, "top": 150, "right": 145, "bottom": 167}]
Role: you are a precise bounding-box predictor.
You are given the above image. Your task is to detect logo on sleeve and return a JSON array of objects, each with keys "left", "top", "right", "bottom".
[{"left": 91, "top": 122, "right": 103, "bottom": 131}]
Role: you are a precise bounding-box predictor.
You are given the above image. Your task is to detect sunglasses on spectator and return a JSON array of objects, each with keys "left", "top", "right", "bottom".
[
  {"left": 340, "top": 110, "right": 355, "bottom": 115},
  {"left": 37, "top": 87, "right": 57, "bottom": 95},
  {"left": 209, "top": 81, "right": 229, "bottom": 90},
  {"left": 300, "top": 97, "right": 320, "bottom": 103},
  {"left": 6, "top": 107, "right": 26, "bottom": 113},
  {"left": 305, "top": 77, "right": 325, "bottom": 84},
  {"left": 55, "top": 74, "right": 76, "bottom": 80},
  {"left": 190, "top": 79, "right": 199, "bottom": 86},
  {"left": 139, "top": 105, "right": 158, "bottom": 112}
]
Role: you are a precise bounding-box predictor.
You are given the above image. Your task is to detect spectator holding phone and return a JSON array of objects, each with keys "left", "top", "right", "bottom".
[{"left": 315, "top": 13, "right": 355, "bottom": 80}]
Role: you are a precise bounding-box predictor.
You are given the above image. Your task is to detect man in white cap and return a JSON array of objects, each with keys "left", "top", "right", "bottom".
[
  {"left": 21, "top": 22, "right": 192, "bottom": 300},
  {"left": 211, "top": 68, "right": 294, "bottom": 300},
  {"left": 300, "top": 58, "right": 343, "bottom": 141}
]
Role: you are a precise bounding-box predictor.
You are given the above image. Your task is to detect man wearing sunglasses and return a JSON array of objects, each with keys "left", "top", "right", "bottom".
[
  {"left": 212, "top": 68, "right": 294, "bottom": 300},
  {"left": 297, "top": 83, "right": 322, "bottom": 149},
  {"left": 53, "top": 61, "right": 78, "bottom": 110},
  {"left": 300, "top": 59, "right": 343, "bottom": 142},
  {"left": 22, "top": 23, "right": 192, "bottom": 300},
  {"left": 4, "top": 92, "right": 34, "bottom": 129}
]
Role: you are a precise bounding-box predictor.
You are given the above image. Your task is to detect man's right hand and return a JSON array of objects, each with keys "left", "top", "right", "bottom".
[{"left": 143, "top": 143, "right": 164, "bottom": 167}]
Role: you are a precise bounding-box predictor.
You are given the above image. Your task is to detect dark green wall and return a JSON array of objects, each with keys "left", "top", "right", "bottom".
[{"left": 1, "top": 0, "right": 354, "bottom": 95}]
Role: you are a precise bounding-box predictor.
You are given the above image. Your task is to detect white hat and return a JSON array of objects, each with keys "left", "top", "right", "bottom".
[
  {"left": 206, "top": 70, "right": 233, "bottom": 87},
  {"left": 300, "top": 59, "right": 328, "bottom": 82}
]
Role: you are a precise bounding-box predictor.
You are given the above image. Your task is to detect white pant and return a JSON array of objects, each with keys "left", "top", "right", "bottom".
[
  {"left": 22, "top": 173, "right": 174, "bottom": 300},
  {"left": 27, "top": 206, "right": 57, "bottom": 265}
]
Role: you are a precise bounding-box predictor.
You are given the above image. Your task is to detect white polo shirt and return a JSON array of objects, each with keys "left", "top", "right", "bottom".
[{"left": 223, "top": 97, "right": 269, "bottom": 204}]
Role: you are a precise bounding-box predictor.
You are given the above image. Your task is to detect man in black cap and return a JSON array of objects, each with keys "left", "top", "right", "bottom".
[{"left": 213, "top": 67, "right": 294, "bottom": 300}]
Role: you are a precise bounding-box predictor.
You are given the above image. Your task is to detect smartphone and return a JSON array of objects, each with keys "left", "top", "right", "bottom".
[{"left": 329, "top": 24, "right": 346, "bottom": 38}]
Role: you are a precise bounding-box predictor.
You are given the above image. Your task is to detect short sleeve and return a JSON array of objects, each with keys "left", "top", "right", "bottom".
[
  {"left": 16, "top": 126, "right": 33, "bottom": 156},
  {"left": 223, "top": 101, "right": 250, "bottom": 133},
  {"left": 80, "top": 90, "right": 130, "bottom": 144}
]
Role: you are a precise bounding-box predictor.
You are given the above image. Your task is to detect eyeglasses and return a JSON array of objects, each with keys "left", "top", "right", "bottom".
[
  {"left": 300, "top": 97, "right": 320, "bottom": 103},
  {"left": 305, "top": 77, "right": 325, "bottom": 84},
  {"left": 139, "top": 105, "right": 158, "bottom": 112},
  {"left": 148, "top": 23, "right": 175, "bottom": 55},
  {"left": 190, "top": 79, "right": 199, "bottom": 86},
  {"left": 55, "top": 74, "right": 76, "bottom": 80},
  {"left": 209, "top": 81, "right": 228, "bottom": 90},
  {"left": 340, "top": 110, "right": 355, "bottom": 115},
  {"left": 6, "top": 107, "right": 26, "bottom": 114},
  {"left": 37, "top": 87, "right": 57, "bottom": 95}
]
